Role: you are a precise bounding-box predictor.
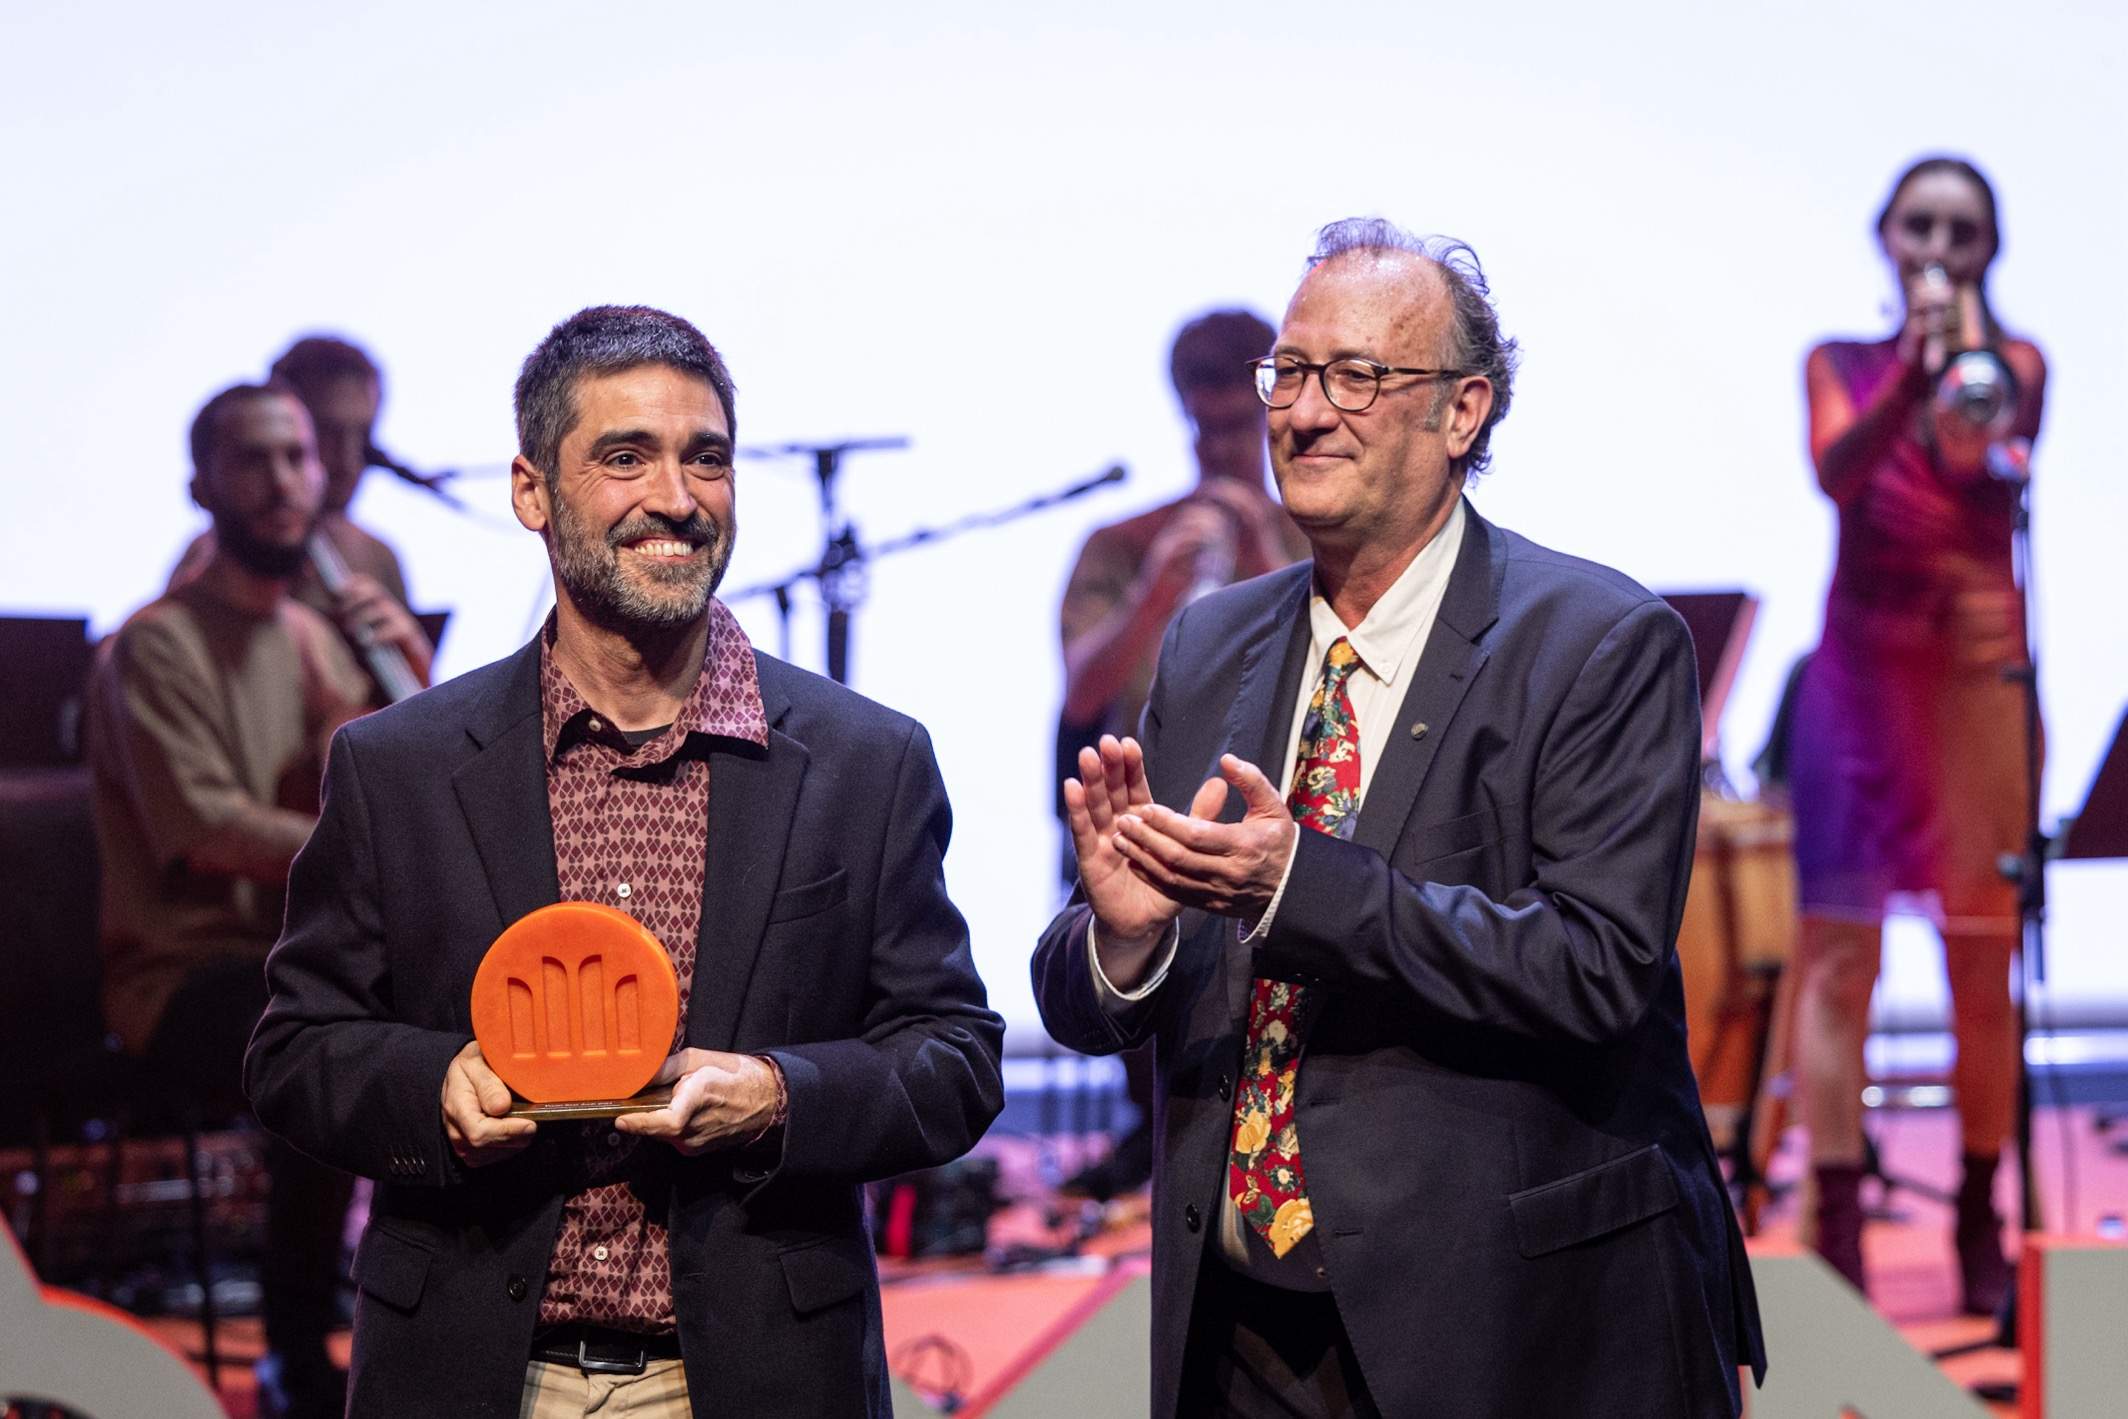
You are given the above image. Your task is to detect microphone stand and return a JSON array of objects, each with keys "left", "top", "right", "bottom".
[
  {"left": 733, "top": 438, "right": 909, "bottom": 685},
  {"left": 2000, "top": 442, "right": 2048, "bottom": 1256},
  {"left": 1952, "top": 441, "right": 2047, "bottom": 1393},
  {"left": 723, "top": 452, "right": 1128, "bottom": 685}
]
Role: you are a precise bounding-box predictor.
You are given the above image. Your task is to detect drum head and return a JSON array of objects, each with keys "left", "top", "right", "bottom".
[{"left": 469, "top": 901, "right": 681, "bottom": 1104}]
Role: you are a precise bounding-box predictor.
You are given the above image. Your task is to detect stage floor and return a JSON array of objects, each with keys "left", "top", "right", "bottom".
[{"left": 122, "top": 1105, "right": 2128, "bottom": 1417}]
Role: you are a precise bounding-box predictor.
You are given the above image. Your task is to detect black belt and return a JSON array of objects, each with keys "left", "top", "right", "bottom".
[{"left": 531, "top": 1323, "right": 683, "bottom": 1375}]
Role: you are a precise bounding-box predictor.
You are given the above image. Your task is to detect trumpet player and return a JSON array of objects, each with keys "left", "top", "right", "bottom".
[{"left": 1787, "top": 156, "right": 2046, "bottom": 1313}]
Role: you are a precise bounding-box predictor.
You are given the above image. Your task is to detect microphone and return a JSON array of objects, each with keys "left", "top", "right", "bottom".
[
  {"left": 1985, "top": 437, "right": 2033, "bottom": 487},
  {"left": 1917, "top": 262, "right": 1955, "bottom": 377}
]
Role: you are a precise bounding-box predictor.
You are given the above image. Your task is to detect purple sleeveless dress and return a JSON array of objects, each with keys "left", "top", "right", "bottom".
[{"left": 1788, "top": 338, "right": 2038, "bottom": 932}]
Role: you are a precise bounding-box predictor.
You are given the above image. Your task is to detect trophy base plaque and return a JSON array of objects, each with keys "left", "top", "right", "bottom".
[{"left": 507, "top": 1086, "right": 675, "bottom": 1122}]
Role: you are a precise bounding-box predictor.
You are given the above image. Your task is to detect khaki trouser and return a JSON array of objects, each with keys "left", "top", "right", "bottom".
[{"left": 519, "top": 1357, "right": 688, "bottom": 1418}]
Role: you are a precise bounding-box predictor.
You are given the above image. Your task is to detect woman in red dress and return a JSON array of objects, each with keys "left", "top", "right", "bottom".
[{"left": 1788, "top": 156, "right": 2045, "bottom": 1312}]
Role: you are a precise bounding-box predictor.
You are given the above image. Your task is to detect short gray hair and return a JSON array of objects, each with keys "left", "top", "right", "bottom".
[
  {"left": 1307, "top": 217, "right": 1518, "bottom": 479},
  {"left": 514, "top": 305, "right": 737, "bottom": 481}
]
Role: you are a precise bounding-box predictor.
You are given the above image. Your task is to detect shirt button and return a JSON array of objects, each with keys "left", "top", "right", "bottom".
[
  {"left": 616, "top": 882, "right": 633, "bottom": 899},
  {"left": 593, "top": 1245, "right": 610, "bottom": 1262},
  {"left": 588, "top": 717, "right": 602, "bottom": 732}
]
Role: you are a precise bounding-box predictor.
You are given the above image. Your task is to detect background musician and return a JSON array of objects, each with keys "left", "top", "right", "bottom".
[
  {"left": 1786, "top": 155, "right": 2046, "bottom": 1312},
  {"left": 171, "top": 335, "right": 433, "bottom": 701},
  {"left": 1057, "top": 309, "right": 1309, "bottom": 790},
  {"left": 90, "top": 382, "right": 373, "bottom": 1416}
]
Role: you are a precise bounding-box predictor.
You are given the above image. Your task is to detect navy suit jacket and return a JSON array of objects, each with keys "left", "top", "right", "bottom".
[
  {"left": 246, "top": 636, "right": 1004, "bottom": 1418},
  {"left": 1034, "top": 505, "right": 1765, "bottom": 1418}
]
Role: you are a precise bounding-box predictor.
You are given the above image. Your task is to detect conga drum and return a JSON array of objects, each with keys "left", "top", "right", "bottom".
[{"left": 1677, "top": 795, "right": 1798, "bottom": 1136}]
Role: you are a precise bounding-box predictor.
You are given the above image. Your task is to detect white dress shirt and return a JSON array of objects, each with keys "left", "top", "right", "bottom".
[{"left": 1086, "top": 498, "right": 1466, "bottom": 1259}]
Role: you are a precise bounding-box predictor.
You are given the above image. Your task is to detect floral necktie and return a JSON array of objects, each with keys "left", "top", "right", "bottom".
[{"left": 1227, "top": 636, "right": 1362, "bottom": 1258}]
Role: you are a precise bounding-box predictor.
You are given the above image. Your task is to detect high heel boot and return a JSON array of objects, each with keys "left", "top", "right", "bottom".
[
  {"left": 1955, "top": 1151, "right": 2011, "bottom": 1317},
  {"left": 1813, "top": 1163, "right": 1867, "bottom": 1293}
]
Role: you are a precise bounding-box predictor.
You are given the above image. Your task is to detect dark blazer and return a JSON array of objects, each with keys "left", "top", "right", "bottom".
[
  {"left": 1034, "top": 505, "right": 1765, "bottom": 1419},
  {"left": 246, "top": 637, "right": 1005, "bottom": 1418}
]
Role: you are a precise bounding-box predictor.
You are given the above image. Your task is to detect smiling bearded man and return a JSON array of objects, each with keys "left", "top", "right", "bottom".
[{"left": 246, "top": 305, "right": 1004, "bottom": 1419}]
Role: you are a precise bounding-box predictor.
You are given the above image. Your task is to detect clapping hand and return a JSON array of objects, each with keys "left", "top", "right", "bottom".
[{"left": 1111, "top": 753, "right": 1295, "bottom": 920}]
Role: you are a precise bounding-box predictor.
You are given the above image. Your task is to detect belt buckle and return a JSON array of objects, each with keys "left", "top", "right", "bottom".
[{"left": 577, "top": 1338, "right": 648, "bottom": 1376}]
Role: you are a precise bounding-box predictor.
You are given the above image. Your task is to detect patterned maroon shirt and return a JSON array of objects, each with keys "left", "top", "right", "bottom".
[{"left": 533, "top": 601, "right": 768, "bottom": 1333}]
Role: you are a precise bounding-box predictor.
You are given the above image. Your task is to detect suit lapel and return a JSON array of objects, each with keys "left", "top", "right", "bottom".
[
  {"left": 453, "top": 640, "right": 561, "bottom": 935},
  {"left": 1352, "top": 502, "right": 1504, "bottom": 858},
  {"left": 1221, "top": 567, "right": 1316, "bottom": 802},
  {"left": 688, "top": 664, "right": 806, "bottom": 1051}
]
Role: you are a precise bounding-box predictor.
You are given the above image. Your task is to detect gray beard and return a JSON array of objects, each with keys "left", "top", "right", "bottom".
[{"left": 547, "top": 496, "right": 728, "bottom": 634}]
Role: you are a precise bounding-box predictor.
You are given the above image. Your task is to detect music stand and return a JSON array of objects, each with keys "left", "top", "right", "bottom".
[
  {"left": 2057, "top": 708, "right": 2128, "bottom": 863},
  {"left": 1659, "top": 590, "right": 1759, "bottom": 766},
  {"left": 414, "top": 610, "right": 451, "bottom": 656},
  {"left": 0, "top": 616, "right": 95, "bottom": 766}
]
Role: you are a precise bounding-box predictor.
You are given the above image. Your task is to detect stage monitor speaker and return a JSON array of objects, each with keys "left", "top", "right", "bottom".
[{"left": 886, "top": 1262, "right": 1149, "bottom": 1417}]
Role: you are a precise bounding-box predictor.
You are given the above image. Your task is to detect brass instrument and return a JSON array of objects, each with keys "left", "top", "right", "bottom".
[{"left": 1920, "top": 262, "right": 2017, "bottom": 433}]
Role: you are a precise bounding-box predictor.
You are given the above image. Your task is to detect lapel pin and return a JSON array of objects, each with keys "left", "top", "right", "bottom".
[{"left": 1409, "top": 722, "right": 1429, "bottom": 740}]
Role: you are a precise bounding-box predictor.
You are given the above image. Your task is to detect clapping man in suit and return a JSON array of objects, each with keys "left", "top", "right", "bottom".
[{"left": 1034, "top": 219, "right": 1764, "bottom": 1418}]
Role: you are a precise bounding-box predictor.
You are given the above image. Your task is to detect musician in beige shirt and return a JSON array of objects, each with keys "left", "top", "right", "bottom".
[
  {"left": 169, "top": 336, "right": 433, "bottom": 702},
  {"left": 89, "top": 380, "right": 372, "bottom": 1417}
]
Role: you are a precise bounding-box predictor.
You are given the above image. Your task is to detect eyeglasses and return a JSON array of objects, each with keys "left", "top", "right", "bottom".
[{"left": 1249, "top": 356, "right": 1467, "bottom": 412}]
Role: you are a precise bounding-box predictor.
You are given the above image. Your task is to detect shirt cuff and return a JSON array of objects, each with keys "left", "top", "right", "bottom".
[
  {"left": 1238, "top": 825, "right": 1302, "bottom": 946},
  {"left": 1087, "top": 916, "right": 1179, "bottom": 1004}
]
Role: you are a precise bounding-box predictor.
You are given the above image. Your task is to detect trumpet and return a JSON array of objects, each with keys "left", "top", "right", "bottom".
[{"left": 1918, "top": 263, "right": 2018, "bottom": 432}]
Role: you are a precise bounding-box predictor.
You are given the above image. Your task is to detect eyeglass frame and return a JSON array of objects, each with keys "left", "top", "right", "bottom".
[{"left": 1247, "top": 355, "right": 1470, "bottom": 412}]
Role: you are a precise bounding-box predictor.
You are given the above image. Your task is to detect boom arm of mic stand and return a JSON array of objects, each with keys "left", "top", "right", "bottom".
[
  {"left": 721, "top": 462, "right": 1127, "bottom": 605},
  {"left": 717, "top": 461, "right": 1127, "bottom": 683},
  {"left": 368, "top": 448, "right": 479, "bottom": 515},
  {"left": 383, "top": 464, "right": 476, "bottom": 515},
  {"left": 865, "top": 464, "right": 1128, "bottom": 560}
]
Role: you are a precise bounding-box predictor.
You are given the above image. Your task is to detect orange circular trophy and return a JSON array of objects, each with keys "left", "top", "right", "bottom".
[{"left": 470, "top": 902, "right": 682, "bottom": 1120}]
